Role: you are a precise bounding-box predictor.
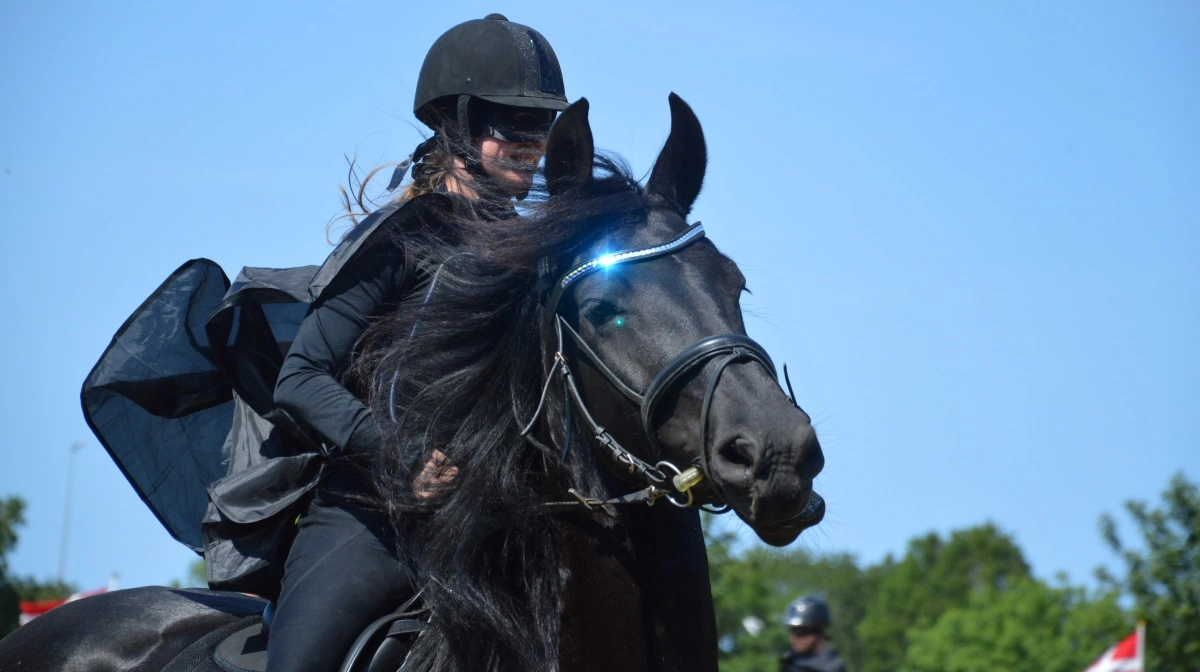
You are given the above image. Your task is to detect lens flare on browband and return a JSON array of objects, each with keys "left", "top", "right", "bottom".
[{"left": 557, "top": 223, "right": 705, "bottom": 292}]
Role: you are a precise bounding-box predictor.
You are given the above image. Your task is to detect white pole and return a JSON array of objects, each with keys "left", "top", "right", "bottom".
[
  {"left": 57, "top": 441, "right": 85, "bottom": 582},
  {"left": 1136, "top": 620, "right": 1146, "bottom": 672}
]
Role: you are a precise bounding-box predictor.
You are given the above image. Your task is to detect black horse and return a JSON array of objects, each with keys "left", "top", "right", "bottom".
[{"left": 0, "top": 95, "right": 824, "bottom": 672}]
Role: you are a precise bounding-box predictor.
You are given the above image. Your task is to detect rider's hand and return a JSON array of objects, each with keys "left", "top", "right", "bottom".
[{"left": 412, "top": 449, "right": 459, "bottom": 499}]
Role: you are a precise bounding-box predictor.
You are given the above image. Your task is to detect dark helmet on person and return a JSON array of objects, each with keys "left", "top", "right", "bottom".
[
  {"left": 413, "top": 14, "right": 568, "bottom": 140},
  {"left": 783, "top": 596, "right": 832, "bottom": 631}
]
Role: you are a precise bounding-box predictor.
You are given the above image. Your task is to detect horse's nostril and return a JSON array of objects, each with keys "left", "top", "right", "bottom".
[
  {"left": 799, "top": 437, "right": 824, "bottom": 481},
  {"left": 718, "top": 440, "right": 754, "bottom": 470}
]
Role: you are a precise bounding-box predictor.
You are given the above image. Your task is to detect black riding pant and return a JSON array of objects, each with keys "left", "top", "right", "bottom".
[{"left": 265, "top": 478, "right": 412, "bottom": 672}]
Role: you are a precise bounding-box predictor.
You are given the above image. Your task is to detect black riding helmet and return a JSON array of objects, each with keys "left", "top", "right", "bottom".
[
  {"left": 414, "top": 13, "right": 568, "bottom": 140},
  {"left": 387, "top": 14, "right": 568, "bottom": 190},
  {"left": 783, "top": 596, "right": 832, "bottom": 631}
]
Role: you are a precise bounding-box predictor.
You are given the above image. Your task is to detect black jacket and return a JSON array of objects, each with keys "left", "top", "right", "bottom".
[
  {"left": 780, "top": 650, "right": 846, "bottom": 672},
  {"left": 82, "top": 194, "right": 445, "bottom": 598},
  {"left": 272, "top": 206, "right": 410, "bottom": 459}
]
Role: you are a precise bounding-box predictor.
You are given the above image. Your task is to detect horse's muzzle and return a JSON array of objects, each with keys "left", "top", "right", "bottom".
[
  {"left": 751, "top": 491, "right": 826, "bottom": 546},
  {"left": 707, "top": 413, "right": 826, "bottom": 545}
]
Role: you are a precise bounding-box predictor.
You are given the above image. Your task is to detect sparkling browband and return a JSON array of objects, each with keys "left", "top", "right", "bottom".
[{"left": 557, "top": 222, "right": 706, "bottom": 292}]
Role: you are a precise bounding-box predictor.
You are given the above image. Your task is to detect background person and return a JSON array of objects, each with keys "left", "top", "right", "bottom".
[{"left": 780, "top": 595, "right": 846, "bottom": 672}]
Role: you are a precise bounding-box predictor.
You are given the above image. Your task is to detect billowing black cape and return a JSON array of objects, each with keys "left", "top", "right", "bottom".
[{"left": 81, "top": 198, "right": 420, "bottom": 598}]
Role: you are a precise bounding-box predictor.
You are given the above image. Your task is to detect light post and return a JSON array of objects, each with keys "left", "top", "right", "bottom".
[{"left": 58, "top": 441, "right": 85, "bottom": 582}]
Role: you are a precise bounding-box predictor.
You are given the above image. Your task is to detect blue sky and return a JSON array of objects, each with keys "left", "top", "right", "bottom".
[{"left": 1, "top": 1, "right": 1196, "bottom": 594}]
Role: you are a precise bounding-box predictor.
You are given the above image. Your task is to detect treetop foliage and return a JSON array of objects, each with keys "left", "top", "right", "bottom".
[
  {"left": 708, "top": 471, "right": 1197, "bottom": 672},
  {"left": 1097, "top": 472, "right": 1200, "bottom": 671},
  {"left": 1, "top": 495, "right": 77, "bottom": 637}
]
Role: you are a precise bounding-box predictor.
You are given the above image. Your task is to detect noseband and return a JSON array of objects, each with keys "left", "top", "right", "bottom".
[{"left": 521, "top": 222, "right": 796, "bottom": 512}]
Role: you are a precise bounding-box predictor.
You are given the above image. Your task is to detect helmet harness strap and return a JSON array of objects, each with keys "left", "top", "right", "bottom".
[{"left": 386, "top": 136, "right": 439, "bottom": 192}]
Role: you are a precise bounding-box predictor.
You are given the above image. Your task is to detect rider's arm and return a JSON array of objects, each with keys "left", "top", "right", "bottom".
[{"left": 274, "top": 239, "right": 406, "bottom": 457}]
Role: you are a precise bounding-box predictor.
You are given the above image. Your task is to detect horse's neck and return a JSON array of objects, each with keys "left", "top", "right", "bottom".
[{"left": 557, "top": 505, "right": 718, "bottom": 672}]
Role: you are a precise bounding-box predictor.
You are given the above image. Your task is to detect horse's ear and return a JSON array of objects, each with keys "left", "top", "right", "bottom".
[
  {"left": 544, "top": 98, "right": 594, "bottom": 195},
  {"left": 646, "top": 93, "right": 707, "bottom": 216}
]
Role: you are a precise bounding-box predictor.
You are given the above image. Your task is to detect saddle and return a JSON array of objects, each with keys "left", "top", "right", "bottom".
[{"left": 163, "top": 599, "right": 428, "bottom": 672}]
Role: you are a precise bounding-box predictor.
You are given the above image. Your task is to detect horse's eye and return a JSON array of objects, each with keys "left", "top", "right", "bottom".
[{"left": 582, "top": 300, "right": 623, "bottom": 328}]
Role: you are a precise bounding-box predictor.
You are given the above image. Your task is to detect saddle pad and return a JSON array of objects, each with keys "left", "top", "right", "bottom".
[
  {"left": 162, "top": 607, "right": 425, "bottom": 672},
  {"left": 214, "top": 619, "right": 270, "bottom": 672},
  {"left": 161, "top": 615, "right": 263, "bottom": 672}
]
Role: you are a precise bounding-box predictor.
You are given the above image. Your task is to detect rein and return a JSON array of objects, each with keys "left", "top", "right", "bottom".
[{"left": 519, "top": 221, "right": 794, "bottom": 515}]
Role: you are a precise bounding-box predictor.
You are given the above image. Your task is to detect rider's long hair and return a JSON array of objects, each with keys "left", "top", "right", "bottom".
[
  {"left": 329, "top": 109, "right": 518, "bottom": 241},
  {"left": 349, "top": 153, "right": 649, "bottom": 672}
]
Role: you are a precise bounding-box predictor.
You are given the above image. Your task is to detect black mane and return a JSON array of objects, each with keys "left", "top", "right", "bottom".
[{"left": 350, "top": 154, "right": 652, "bottom": 672}]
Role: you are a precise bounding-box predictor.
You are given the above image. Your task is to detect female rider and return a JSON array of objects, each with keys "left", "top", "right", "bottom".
[{"left": 266, "top": 14, "right": 568, "bottom": 671}]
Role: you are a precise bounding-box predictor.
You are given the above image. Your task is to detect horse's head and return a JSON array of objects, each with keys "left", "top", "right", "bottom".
[{"left": 538, "top": 95, "right": 825, "bottom": 546}]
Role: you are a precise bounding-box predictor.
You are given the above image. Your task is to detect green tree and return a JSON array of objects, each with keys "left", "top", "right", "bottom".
[
  {"left": 1098, "top": 471, "right": 1200, "bottom": 671},
  {"left": 903, "top": 578, "right": 1128, "bottom": 672},
  {"left": 706, "top": 520, "right": 876, "bottom": 672},
  {"left": 856, "top": 523, "right": 1031, "bottom": 672},
  {"left": 188, "top": 557, "right": 207, "bottom": 587},
  {"left": 704, "top": 477, "right": 1198, "bottom": 672},
  {"left": 0, "top": 496, "right": 27, "bottom": 635},
  {"left": 1, "top": 496, "right": 76, "bottom": 637},
  {"left": 0, "top": 497, "right": 24, "bottom": 576},
  {"left": 170, "top": 557, "right": 207, "bottom": 589}
]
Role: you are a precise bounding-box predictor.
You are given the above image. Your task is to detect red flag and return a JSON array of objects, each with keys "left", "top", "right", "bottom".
[
  {"left": 1083, "top": 625, "right": 1144, "bottom": 672},
  {"left": 18, "top": 582, "right": 113, "bottom": 626},
  {"left": 17, "top": 596, "right": 70, "bottom": 624}
]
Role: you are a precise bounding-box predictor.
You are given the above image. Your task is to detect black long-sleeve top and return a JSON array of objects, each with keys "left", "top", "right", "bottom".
[
  {"left": 780, "top": 650, "right": 846, "bottom": 672},
  {"left": 274, "top": 223, "right": 410, "bottom": 457}
]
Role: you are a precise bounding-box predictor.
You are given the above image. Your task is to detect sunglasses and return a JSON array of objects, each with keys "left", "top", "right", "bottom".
[{"left": 482, "top": 105, "right": 556, "bottom": 144}]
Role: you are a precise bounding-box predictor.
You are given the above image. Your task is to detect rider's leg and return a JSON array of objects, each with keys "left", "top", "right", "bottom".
[{"left": 265, "top": 477, "right": 412, "bottom": 672}]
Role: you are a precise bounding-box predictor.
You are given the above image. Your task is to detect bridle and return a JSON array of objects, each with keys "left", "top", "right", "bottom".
[{"left": 519, "top": 221, "right": 801, "bottom": 513}]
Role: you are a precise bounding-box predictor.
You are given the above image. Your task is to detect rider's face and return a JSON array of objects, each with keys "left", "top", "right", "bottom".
[
  {"left": 475, "top": 135, "right": 545, "bottom": 199},
  {"left": 788, "top": 627, "right": 823, "bottom": 654}
]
